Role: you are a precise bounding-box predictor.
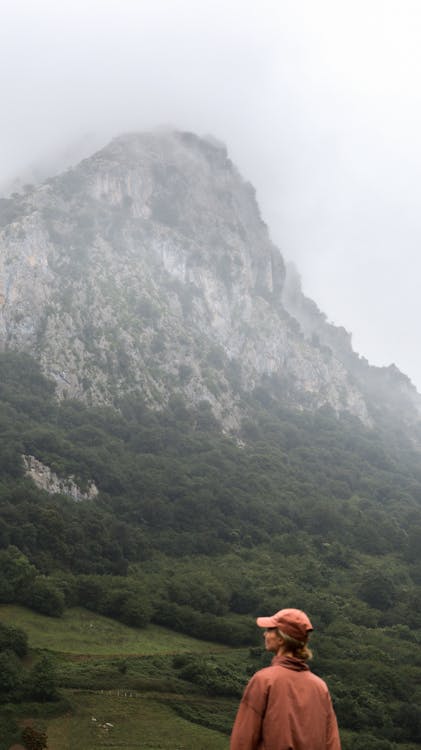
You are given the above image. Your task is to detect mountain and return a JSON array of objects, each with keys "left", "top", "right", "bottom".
[
  {"left": 2, "top": 133, "right": 421, "bottom": 749},
  {"left": 2, "top": 129, "right": 418, "bottom": 435}
]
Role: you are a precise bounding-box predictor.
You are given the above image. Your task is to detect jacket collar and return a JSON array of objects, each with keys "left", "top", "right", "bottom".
[{"left": 271, "top": 654, "right": 310, "bottom": 671}]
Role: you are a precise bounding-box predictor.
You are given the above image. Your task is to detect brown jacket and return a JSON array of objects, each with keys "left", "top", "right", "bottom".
[{"left": 230, "top": 655, "right": 341, "bottom": 750}]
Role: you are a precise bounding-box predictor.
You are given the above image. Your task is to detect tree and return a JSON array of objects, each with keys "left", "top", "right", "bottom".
[
  {"left": 0, "top": 546, "right": 36, "bottom": 603},
  {"left": 0, "top": 622, "right": 28, "bottom": 657},
  {"left": 0, "top": 650, "right": 24, "bottom": 700},
  {"left": 394, "top": 703, "right": 421, "bottom": 742},
  {"left": 358, "top": 570, "right": 399, "bottom": 611},
  {"left": 25, "top": 576, "right": 65, "bottom": 617},
  {"left": 26, "top": 655, "right": 58, "bottom": 702}
]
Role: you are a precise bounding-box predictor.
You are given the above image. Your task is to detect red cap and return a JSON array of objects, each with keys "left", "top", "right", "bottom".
[{"left": 256, "top": 608, "right": 313, "bottom": 641}]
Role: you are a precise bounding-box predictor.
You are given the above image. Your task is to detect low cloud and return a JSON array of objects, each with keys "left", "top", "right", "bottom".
[{"left": 2, "top": 0, "right": 421, "bottom": 388}]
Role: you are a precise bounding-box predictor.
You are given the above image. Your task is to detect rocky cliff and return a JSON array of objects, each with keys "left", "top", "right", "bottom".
[
  {"left": 22, "top": 455, "right": 98, "bottom": 501},
  {"left": 0, "top": 130, "right": 419, "bottom": 431}
]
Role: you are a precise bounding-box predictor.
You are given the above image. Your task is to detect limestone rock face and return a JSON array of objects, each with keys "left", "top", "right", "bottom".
[
  {"left": 22, "top": 455, "right": 98, "bottom": 501},
  {"left": 0, "top": 130, "right": 417, "bottom": 430},
  {"left": 282, "top": 263, "right": 421, "bottom": 424}
]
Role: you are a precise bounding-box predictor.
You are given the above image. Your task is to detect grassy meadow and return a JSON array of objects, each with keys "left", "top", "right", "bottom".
[
  {"left": 0, "top": 606, "right": 234, "bottom": 750},
  {"left": 46, "top": 691, "right": 230, "bottom": 750},
  {"left": 0, "top": 605, "right": 226, "bottom": 655}
]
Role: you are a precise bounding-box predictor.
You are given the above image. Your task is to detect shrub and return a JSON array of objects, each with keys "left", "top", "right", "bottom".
[
  {"left": 0, "top": 622, "right": 28, "bottom": 657},
  {"left": 0, "top": 650, "right": 24, "bottom": 701},
  {"left": 25, "top": 577, "right": 65, "bottom": 617},
  {"left": 26, "top": 656, "right": 58, "bottom": 702},
  {"left": 21, "top": 726, "right": 48, "bottom": 750}
]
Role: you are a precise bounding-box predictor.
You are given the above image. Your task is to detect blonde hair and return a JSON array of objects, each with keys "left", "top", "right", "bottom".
[{"left": 277, "top": 629, "right": 313, "bottom": 661}]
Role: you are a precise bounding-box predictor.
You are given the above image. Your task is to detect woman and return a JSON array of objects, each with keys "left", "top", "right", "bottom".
[{"left": 230, "top": 608, "right": 341, "bottom": 750}]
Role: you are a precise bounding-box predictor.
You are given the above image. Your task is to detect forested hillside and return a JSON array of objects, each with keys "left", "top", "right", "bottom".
[{"left": 1, "top": 351, "right": 421, "bottom": 748}]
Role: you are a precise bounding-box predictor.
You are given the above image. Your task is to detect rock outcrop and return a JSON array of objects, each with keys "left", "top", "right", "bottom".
[{"left": 22, "top": 455, "right": 98, "bottom": 501}]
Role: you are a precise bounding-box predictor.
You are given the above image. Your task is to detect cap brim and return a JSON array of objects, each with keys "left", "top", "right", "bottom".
[{"left": 256, "top": 616, "right": 277, "bottom": 628}]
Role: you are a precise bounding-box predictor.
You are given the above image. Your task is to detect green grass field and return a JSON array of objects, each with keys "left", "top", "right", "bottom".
[
  {"left": 0, "top": 605, "right": 227, "bottom": 655},
  {"left": 46, "top": 690, "right": 230, "bottom": 750},
  {"left": 0, "top": 606, "right": 234, "bottom": 749}
]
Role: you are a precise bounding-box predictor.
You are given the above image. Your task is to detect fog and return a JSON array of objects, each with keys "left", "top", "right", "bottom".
[{"left": 2, "top": 0, "right": 421, "bottom": 389}]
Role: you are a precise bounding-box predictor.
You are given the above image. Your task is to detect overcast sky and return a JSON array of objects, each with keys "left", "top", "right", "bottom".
[{"left": 1, "top": 0, "right": 421, "bottom": 389}]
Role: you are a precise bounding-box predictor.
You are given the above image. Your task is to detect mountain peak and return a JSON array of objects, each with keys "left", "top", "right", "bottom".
[{"left": 0, "top": 130, "right": 419, "bottom": 434}]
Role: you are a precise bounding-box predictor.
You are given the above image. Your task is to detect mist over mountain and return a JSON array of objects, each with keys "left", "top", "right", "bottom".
[
  {"left": 0, "top": 133, "right": 103, "bottom": 201},
  {"left": 0, "top": 129, "right": 420, "bottom": 439}
]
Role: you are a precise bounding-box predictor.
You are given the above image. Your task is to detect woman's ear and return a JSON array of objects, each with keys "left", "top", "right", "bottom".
[{"left": 276, "top": 631, "right": 285, "bottom": 646}]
